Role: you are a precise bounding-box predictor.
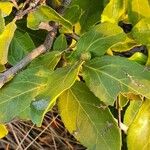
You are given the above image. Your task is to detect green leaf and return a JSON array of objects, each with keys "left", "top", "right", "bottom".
[
  {"left": 146, "top": 46, "right": 150, "bottom": 66},
  {"left": 8, "top": 31, "right": 35, "bottom": 65},
  {"left": 101, "top": 0, "right": 127, "bottom": 23},
  {"left": 127, "top": 99, "right": 150, "bottom": 150},
  {"left": 124, "top": 100, "right": 142, "bottom": 127},
  {"left": 58, "top": 82, "right": 121, "bottom": 150},
  {"left": 0, "top": 10, "right": 5, "bottom": 34},
  {"left": 0, "top": 1, "right": 13, "bottom": 17},
  {"left": 69, "top": 0, "right": 109, "bottom": 33},
  {"left": 128, "top": 52, "right": 147, "bottom": 65},
  {"left": 83, "top": 56, "right": 150, "bottom": 105},
  {"left": 131, "top": 18, "right": 150, "bottom": 45},
  {"left": 0, "top": 124, "right": 8, "bottom": 138},
  {"left": 110, "top": 38, "right": 139, "bottom": 52},
  {"left": 27, "top": 5, "right": 72, "bottom": 33},
  {"left": 30, "top": 62, "right": 83, "bottom": 126},
  {"left": 128, "top": 0, "right": 150, "bottom": 25},
  {"left": 53, "top": 34, "right": 67, "bottom": 51},
  {"left": 63, "top": 5, "right": 82, "bottom": 25},
  {"left": 0, "top": 65, "right": 5, "bottom": 73},
  {"left": 70, "top": 23, "right": 126, "bottom": 60},
  {"left": 0, "top": 21, "right": 16, "bottom": 65},
  {"left": 29, "top": 51, "right": 62, "bottom": 70},
  {"left": 0, "top": 67, "right": 51, "bottom": 123}
]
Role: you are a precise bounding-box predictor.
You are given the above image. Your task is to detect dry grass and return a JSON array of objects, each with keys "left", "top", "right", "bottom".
[{"left": 0, "top": 107, "right": 86, "bottom": 150}]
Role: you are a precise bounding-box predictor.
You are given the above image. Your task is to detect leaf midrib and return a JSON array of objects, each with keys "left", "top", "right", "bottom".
[{"left": 84, "top": 64, "right": 148, "bottom": 99}]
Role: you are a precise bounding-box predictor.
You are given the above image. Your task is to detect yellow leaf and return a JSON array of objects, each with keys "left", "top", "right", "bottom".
[
  {"left": 0, "top": 2, "right": 13, "bottom": 17},
  {"left": 0, "top": 21, "right": 16, "bottom": 65},
  {"left": 0, "top": 124, "right": 8, "bottom": 138}
]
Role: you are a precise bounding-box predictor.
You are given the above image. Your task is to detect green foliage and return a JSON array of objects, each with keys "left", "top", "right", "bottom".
[
  {"left": 27, "top": 5, "right": 72, "bottom": 32},
  {"left": 83, "top": 56, "right": 150, "bottom": 105},
  {"left": 8, "top": 31, "right": 35, "bottom": 65},
  {"left": 70, "top": 22, "right": 126, "bottom": 60},
  {"left": 0, "top": 1, "right": 150, "bottom": 149},
  {"left": 58, "top": 82, "right": 121, "bottom": 150}
]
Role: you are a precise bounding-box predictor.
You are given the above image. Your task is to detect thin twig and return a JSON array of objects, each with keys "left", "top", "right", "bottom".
[
  {"left": 0, "top": 25, "right": 58, "bottom": 88},
  {"left": 10, "top": 0, "right": 19, "bottom": 9},
  {"left": 66, "top": 33, "right": 80, "bottom": 41},
  {"left": 116, "top": 97, "right": 122, "bottom": 129},
  {"left": 8, "top": 123, "right": 23, "bottom": 150},
  {"left": 24, "top": 115, "right": 59, "bottom": 150}
]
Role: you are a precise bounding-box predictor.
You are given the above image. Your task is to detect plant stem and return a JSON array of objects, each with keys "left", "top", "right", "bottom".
[{"left": 0, "top": 25, "right": 58, "bottom": 88}]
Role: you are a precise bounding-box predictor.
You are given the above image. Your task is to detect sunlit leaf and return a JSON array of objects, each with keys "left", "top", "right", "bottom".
[
  {"left": 0, "top": 21, "right": 16, "bottom": 65},
  {"left": 30, "top": 62, "right": 83, "bottom": 126},
  {"left": 0, "top": 1, "right": 13, "bottom": 17},
  {"left": 131, "top": 18, "right": 150, "bottom": 45},
  {"left": 70, "top": 22, "right": 126, "bottom": 60},
  {"left": 128, "top": 0, "right": 150, "bottom": 25},
  {"left": 83, "top": 56, "right": 150, "bottom": 105},
  {"left": 58, "top": 82, "right": 121, "bottom": 150},
  {"left": 128, "top": 52, "right": 147, "bottom": 65},
  {"left": 0, "top": 10, "right": 5, "bottom": 34},
  {"left": 127, "top": 99, "right": 150, "bottom": 150},
  {"left": 101, "top": 0, "right": 127, "bottom": 23},
  {"left": 110, "top": 38, "right": 139, "bottom": 52},
  {"left": 0, "top": 124, "right": 8, "bottom": 138},
  {"left": 27, "top": 5, "right": 72, "bottom": 33},
  {"left": 124, "top": 100, "right": 142, "bottom": 127}
]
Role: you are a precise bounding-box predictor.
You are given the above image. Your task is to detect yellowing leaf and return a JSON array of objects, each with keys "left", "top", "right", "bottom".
[
  {"left": 27, "top": 5, "right": 72, "bottom": 33},
  {"left": 124, "top": 100, "right": 142, "bottom": 127},
  {"left": 128, "top": 0, "right": 150, "bottom": 25},
  {"left": 0, "top": 124, "right": 8, "bottom": 138},
  {"left": 58, "top": 82, "right": 121, "bottom": 150},
  {"left": 0, "top": 1, "right": 13, "bottom": 17},
  {"left": 131, "top": 18, "right": 150, "bottom": 46},
  {"left": 101, "top": 0, "right": 127, "bottom": 23},
  {"left": 0, "top": 10, "right": 5, "bottom": 34},
  {"left": 127, "top": 99, "right": 150, "bottom": 150},
  {"left": 30, "top": 62, "right": 83, "bottom": 126},
  {"left": 0, "top": 21, "right": 16, "bottom": 65}
]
